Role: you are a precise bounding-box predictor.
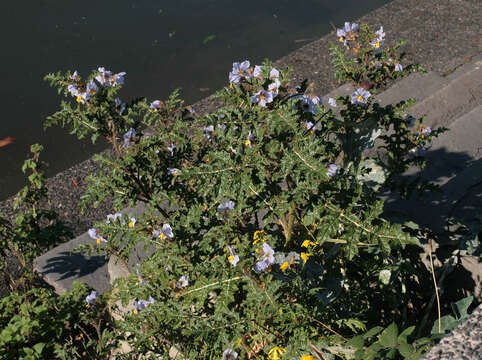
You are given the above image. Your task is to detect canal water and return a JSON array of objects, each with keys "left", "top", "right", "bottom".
[{"left": 0, "top": 0, "right": 390, "bottom": 200}]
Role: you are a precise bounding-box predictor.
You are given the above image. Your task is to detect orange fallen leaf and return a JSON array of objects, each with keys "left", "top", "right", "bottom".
[
  {"left": 72, "top": 179, "right": 80, "bottom": 187},
  {"left": 0, "top": 136, "right": 16, "bottom": 147}
]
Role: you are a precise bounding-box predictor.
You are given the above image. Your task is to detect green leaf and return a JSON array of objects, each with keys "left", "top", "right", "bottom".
[
  {"left": 397, "top": 341, "right": 414, "bottom": 358},
  {"left": 431, "top": 315, "right": 458, "bottom": 334},
  {"left": 346, "top": 335, "right": 364, "bottom": 350},
  {"left": 452, "top": 296, "right": 473, "bottom": 320},
  {"left": 378, "top": 323, "right": 398, "bottom": 348},
  {"left": 363, "top": 326, "right": 384, "bottom": 339}
]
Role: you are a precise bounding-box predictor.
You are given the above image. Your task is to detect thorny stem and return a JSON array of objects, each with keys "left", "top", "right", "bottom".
[
  {"left": 175, "top": 276, "right": 245, "bottom": 297},
  {"left": 308, "top": 315, "right": 347, "bottom": 341}
]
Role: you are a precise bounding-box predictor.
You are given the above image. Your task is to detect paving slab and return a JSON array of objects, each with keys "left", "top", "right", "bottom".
[
  {"left": 384, "top": 105, "right": 482, "bottom": 233},
  {"left": 33, "top": 204, "right": 147, "bottom": 294}
]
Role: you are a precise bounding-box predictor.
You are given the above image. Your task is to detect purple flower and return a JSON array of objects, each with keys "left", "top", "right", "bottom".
[
  {"left": 268, "top": 78, "right": 281, "bottom": 96},
  {"left": 326, "top": 164, "right": 339, "bottom": 177},
  {"left": 115, "top": 98, "right": 126, "bottom": 115},
  {"left": 229, "top": 60, "right": 251, "bottom": 84},
  {"left": 253, "top": 65, "right": 263, "bottom": 79},
  {"left": 106, "top": 213, "right": 123, "bottom": 224},
  {"left": 337, "top": 22, "right": 359, "bottom": 45},
  {"left": 254, "top": 260, "right": 269, "bottom": 274},
  {"left": 419, "top": 125, "right": 432, "bottom": 138},
  {"left": 177, "top": 275, "right": 189, "bottom": 288},
  {"left": 304, "top": 121, "right": 315, "bottom": 132},
  {"left": 167, "top": 143, "right": 176, "bottom": 156},
  {"left": 136, "top": 266, "right": 146, "bottom": 286},
  {"left": 328, "top": 97, "right": 337, "bottom": 107},
  {"left": 297, "top": 95, "right": 321, "bottom": 114},
  {"left": 70, "top": 71, "right": 80, "bottom": 81},
  {"left": 67, "top": 84, "right": 79, "bottom": 97},
  {"left": 111, "top": 72, "right": 126, "bottom": 86},
  {"left": 88, "top": 228, "right": 107, "bottom": 245},
  {"left": 218, "top": 200, "right": 235, "bottom": 212},
  {"left": 254, "top": 242, "right": 276, "bottom": 273},
  {"left": 262, "top": 243, "right": 275, "bottom": 264},
  {"left": 351, "top": 88, "right": 371, "bottom": 105},
  {"left": 153, "top": 223, "right": 174, "bottom": 240},
  {"left": 95, "top": 67, "right": 113, "bottom": 86},
  {"left": 122, "top": 128, "right": 136, "bottom": 148},
  {"left": 245, "top": 131, "right": 255, "bottom": 147},
  {"left": 168, "top": 168, "right": 181, "bottom": 176},
  {"left": 250, "top": 89, "right": 274, "bottom": 107},
  {"left": 269, "top": 68, "right": 280, "bottom": 79},
  {"left": 86, "top": 290, "right": 97, "bottom": 306},
  {"left": 204, "top": 125, "right": 215, "bottom": 140},
  {"left": 150, "top": 100, "right": 161, "bottom": 111},
  {"left": 223, "top": 349, "right": 238, "bottom": 360},
  {"left": 394, "top": 63, "right": 403, "bottom": 72},
  {"left": 375, "top": 26, "right": 385, "bottom": 41},
  {"left": 227, "top": 246, "right": 240, "bottom": 266},
  {"left": 133, "top": 296, "right": 155, "bottom": 313}
]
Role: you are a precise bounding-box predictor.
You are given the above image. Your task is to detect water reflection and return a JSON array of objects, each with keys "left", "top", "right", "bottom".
[{"left": 0, "top": 0, "right": 390, "bottom": 200}]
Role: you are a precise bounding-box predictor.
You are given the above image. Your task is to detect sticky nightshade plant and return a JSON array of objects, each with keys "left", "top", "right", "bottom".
[
  {"left": 45, "top": 27, "right": 447, "bottom": 358},
  {"left": 329, "top": 23, "right": 425, "bottom": 90}
]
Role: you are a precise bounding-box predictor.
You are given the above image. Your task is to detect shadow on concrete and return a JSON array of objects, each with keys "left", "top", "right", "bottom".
[
  {"left": 40, "top": 251, "right": 107, "bottom": 282},
  {"left": 382, "top": 146, "right": 482, "bottom": 235}
]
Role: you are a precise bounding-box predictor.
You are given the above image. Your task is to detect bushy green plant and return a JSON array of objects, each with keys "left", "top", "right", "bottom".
[
  {"left": 0, "top": 144, "right": 71, "bottom": 291},
  {"left": 42, "top": 23, "right": 452, "bottom": 359},
  {"left": 0, "top": 282, "right": 116, "bottom": 359}
]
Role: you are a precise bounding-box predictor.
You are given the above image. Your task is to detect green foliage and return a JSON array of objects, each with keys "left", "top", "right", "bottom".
[
  {"left": 329, "top": 23, "right": 425, "bottom": 90},
  {"left": 325, "top": 323, "right": 434, "bottom": 359},
  {"left": 431, "top": 296, "right": 474, "bottom": 335},
  {"left": 0, "top": 282, "right": 116, "bottom": 359},
  {"left": 34, "top": 22, "right": 458, "bottom": 358},
  {"left": 0, "top": 145, "right": 71, "bottom": 289}
]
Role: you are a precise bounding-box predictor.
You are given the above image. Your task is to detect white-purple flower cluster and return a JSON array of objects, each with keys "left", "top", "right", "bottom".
[
  {"left": 68, "top": 80, "right": 98, "bottom": 104},
  {"left": 122, "top": 128, "right": 136, "bottom": 148},
  {"left": 67, "top": 67, "right": 125, "bottom": 104},
  {"left": 218, "top": 200, "right": 235, "bottom": 212},
  {"left": 254, "top": 243, "right": 276, "bottom": 273},
  {"left": 95, "top": 67, "right": 126, "bottom": 87},
  {"left": 222, "top": 349, "right": 238, "bottom": 360},
  {"left": 133, "top": 296, "right": 155, "bottom": 312},
  {"left": 419, "top": 125, "right": 432, "bottom": 138},
  {"left": 370, "top": 26, "right": 385, "bottom": 51},
  {"left": 88, "top": 228, "right": 107, "bottom": 244},
  {"left": 337, "top": 22, "right": 359, "bottom": 46},
  {"left": 295, "top": 95, "right": 322, "bottom": 114},
  {"left": 85, "top": 290, "right": 98, "bottom": 306}
]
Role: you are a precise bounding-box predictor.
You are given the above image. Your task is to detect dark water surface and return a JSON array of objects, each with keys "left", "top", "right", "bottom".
[{"left": 0, "top": 0, "right": 390, "bottom": 200}]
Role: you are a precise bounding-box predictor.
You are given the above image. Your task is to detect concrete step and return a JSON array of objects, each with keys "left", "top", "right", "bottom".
[
  {"left": 384, "top": 105, "right": 482, "bottom": 233},
  {"left": 34, "top": 55, "right": 482, "bottom": 294}
]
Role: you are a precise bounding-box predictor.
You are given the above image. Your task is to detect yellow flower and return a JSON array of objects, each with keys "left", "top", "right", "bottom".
[
  {"left": 268, "top": 346, "right": 286, "bottom": 360},
  {"left": 301, "top": 240, "right": 316, "bottom": 248},
  {"left": 253, "top": 230, "right": 267, "bottom": 245},
  {"left": 300, "top": 252, "right": 310, "bottom": 264},
  {"left": 280, "top": 261, "right": 290, "bottom": 272},
  {"left": 300, "top": 356, "right": 314, "bottom": 360}
]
